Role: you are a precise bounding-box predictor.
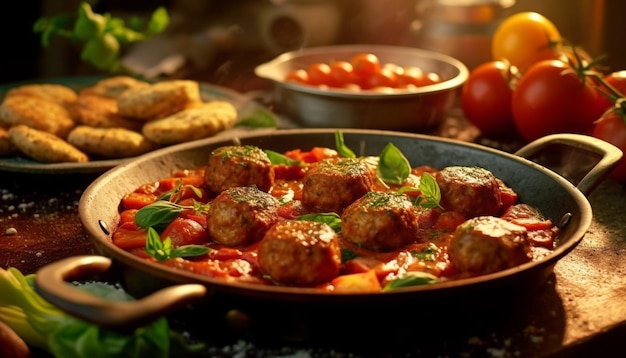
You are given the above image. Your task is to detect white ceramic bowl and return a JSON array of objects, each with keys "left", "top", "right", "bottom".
[{"left": 255, "top": 44, "right": 469, "bottom": 130}]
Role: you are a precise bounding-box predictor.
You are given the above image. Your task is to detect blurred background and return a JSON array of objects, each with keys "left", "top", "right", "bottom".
[{"left": 2, "top": 0, "right": 624, "bottom": 91}]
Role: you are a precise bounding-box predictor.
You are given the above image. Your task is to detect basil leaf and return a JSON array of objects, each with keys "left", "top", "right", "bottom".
[
  {"left": 135, "top": 201, "right": 185, "bottom": 229},
  {"left": 237, "top": 109, "right": 279, "bottom": 128},
  {"left": 335, "top": 131, "right": 356, "bottom": 158},
  {"left": 418, "top": 172, "right": 443, "bottom": 209},
  {"left": 377, "top": 142, "right": 410, "bottom": 185},
  {"left": 297, "top": 212, "right": 342, "bottom": 232},
  {"left": 170, "top": 245, "right": 210, "bottom": 259},
  {"left": 265, "top": 150, "right": 303, "bottom": 166},
  {"left": 146, "top": 227, "right": 209, "bottom": 261},
  {"left": 145, "top": 227, "right": 170, "bottom": 261},
  {"left": 383, "top": 272, "right": 438, "bottom": 291}
]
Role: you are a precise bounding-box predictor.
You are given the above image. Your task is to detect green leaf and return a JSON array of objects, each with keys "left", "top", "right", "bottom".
[
  {"left": 411, "top": 243, "right": 438, "bottom": 261},
  {"left": 236, "top": 109, "right": 279, "bottom": 128},
  {"left": 382, "top": 271, "right": 438, "bottom": 291},
  {"left": 170, "top": 245, "right": 210, "bottom": 259},
  {"left": 417, "top": 172, "right": 442, "bottom": 209},
  {"left": 147, "top": 6, "right": 170, "bottom": 35},
  {"left": 377, "top": 142, "right": 410, "bottom": 185},
  {"left": 134, "top": 201, "right": 185, "bottom": 229},
  {"left": 72, "top": 2, "right": 106, "bottom": 40},
  {"left": 297, "top": 212, "right": 342, "bottom": 233},
  {"left": 145, "top": 228, "right": 171, "bottom": 261},
  {"left": 334, "top": 131, "right": 356, "bottom": 158},
  {"left": 81, "top": 32, "right": 120, "bottom": 70},
  {"left": 145, "top": 227, "right": 209, "bottom": 261},
  {"left": 264, "top": 150, "right": 303, "bottom": 166}
]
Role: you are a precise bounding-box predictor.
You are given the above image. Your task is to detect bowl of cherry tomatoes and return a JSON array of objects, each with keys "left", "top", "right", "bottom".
[{"left": 255, "top": 44, "right": 468, "bottom": 130}]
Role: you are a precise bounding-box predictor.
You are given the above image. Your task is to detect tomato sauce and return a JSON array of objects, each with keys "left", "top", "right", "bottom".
[{"left": 112, "top": 147, "right": 558, "bottom": 293}]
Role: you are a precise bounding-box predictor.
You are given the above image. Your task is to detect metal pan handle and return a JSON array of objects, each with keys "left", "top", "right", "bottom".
[
  {"left": 514, "top": 133, "right": 623, "bottom": 196},
  {"left": 34, "top": 255, "right": 207, "bottom": 330}
]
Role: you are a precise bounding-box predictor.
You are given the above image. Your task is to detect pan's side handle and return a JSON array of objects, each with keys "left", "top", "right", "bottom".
[
  {"left": 34, "top": 255, "right": 207, "bottom": 331},
  {"left": 514, "top": 133, "right": 623, "bottom": 196}
]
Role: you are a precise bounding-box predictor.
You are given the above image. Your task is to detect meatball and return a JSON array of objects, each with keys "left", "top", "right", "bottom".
[
  {"left": 204, "top": 145, "right": 275, "bottom": 194},
  {"left": 435, "top": 166, "right": 502, "bottom": 218},
  {"left": 301, "top": 157, "right": 374, "bottom": 213},
  {"left": 258, "top": 220, "right": 341, "bottom": 286},
  {"left": 341, "top": 191, "right": 421, "bottom": 252},
  {"left": 207, "top": 186, "right": 280, "bottom": 246},
  {"left": 449, "top": 216, "right": 532, "bottom": 276}
]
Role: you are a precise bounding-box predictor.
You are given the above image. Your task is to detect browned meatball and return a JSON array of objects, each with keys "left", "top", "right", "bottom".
[
  {"left": 258, "top": 220, "right": 342, "bottom": 286},
  {"left": 301, "top": 157, "right": 374, "bottom": 213},
  {"left": 207, "top": 186, "right": 280, "bottom": 246},
  {"left": 449, "top": 216, "right": 532, "bottom": 276},
  {"left": 435, "top": 166, "right": 502, "bottom": 218},
  {"left": 204, "top": 145, "right": 275, "bottom": 194},
  {"left": 341, "top": 191, "right": 421, "bottom": 252}
]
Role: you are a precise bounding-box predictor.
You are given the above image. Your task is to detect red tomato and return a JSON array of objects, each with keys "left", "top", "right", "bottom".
[
  {"left": 461, "top": 60, "right": 518, "bottom": 138},
  {"left": 595, "top": 70, "right": 626, "bottom": 113},
  {"left": 394, "top": 65, "right": 423, "bottom": 88},
  {"left": 350, "top": 53, "right": 382, "bottom": 81},
  {"left": 285, "top": 69, "right": 309, "bottom": 84},
  {"left": 361, "top": 66, "right": 397, "bottom": 90},
  {"left": 511, "top": 59, "right": 605, "bottom": 142},
  {"left": 328, "top": 60, "right": 357, "bottom": 87},
  {"left": 306, "top": 63, "right": 332, "bottom": 86},
  {"left": 592, "top": 110, "right": 626, "bottom": 182},
  {"left": 160, "top": 217, "right": 209, "bottom": 247}
]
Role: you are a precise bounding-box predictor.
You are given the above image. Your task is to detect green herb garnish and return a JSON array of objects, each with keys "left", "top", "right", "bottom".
[
  {"left": 265, "top": 150, "right": 303, "bottom": 166},
  {"left": 236, "top": 108, "right": 279, "bottom": 128},
  {"left": 297, "top": 212, "right": 342, "bottom": 233},
  {"left": 134, "top": 201, "right": 186, "bottom": 229},
  {"left": 377, "top": 142, "right": 411, "bottom": 185},
  {"left": 334, "top": 131, "right": 356, "bottom": 158},
  {"left": 382, "top": 271, "right": 439, "bottom": 291},
  {"left": 411, "top": 243, "right": 438, "bottom": 261},
  {"left": 145, "top": 227, "right": 210, "bottom": 261}
]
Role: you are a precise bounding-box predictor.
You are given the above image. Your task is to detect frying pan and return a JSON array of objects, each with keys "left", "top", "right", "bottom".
[{"left": 34, "top": 129, "right": 622, "bottom": 346}]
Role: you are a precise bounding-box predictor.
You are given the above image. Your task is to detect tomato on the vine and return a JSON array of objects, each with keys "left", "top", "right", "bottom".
[
  {"left": 492, "top": 12, "right": 562, "bottom": 71},
  {"left": 592, "top": 110, "right": 626, "bottom": 182},
  {"left": 511, "top": 59, "right": 605, "bottom": 142},
  {"left": 595, "top": 70, "right": 626, "bottom": 114},
  {"left": 461, "top": 60, "right": 518, "bottom": 138}
]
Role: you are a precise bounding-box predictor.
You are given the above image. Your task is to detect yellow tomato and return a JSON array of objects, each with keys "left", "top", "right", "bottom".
[{"left": 491, "top": 12, "right": 562, "bottom": 71}]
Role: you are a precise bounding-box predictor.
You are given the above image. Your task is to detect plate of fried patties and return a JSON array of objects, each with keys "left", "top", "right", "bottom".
[{"left": 0, "top": 76, "right": 276, "bottom": 174}]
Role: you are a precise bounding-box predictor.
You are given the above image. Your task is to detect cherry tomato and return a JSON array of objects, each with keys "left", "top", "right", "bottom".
[
  {"left": 306, "top": 63, "right": 332, "bottom": 86},
  {"left": 161, "top": 217, "right": 209, "bottom": 247},
  {"left": 492, "top": 12, "right": 562, "bottom": 71},
  {"left": 461, "top": 60, "right": 517, "bottom": 138},
  {"left": 511, "top": 59, "right": 604, "bottom": 142},
  {"left": 285, "top": 69, "right": 309, "bottom": 84},
  {"left": 328, "top": 60, "right": 357, "bottom": 88},
  {"left": 361, "top": 66, "right": 397, "bottom": 90},
  {"left": 350, "top": 53, "right": 382, "bottom": 81},
  {"left": 394, "top": 65, "right": 423, "bottom": 88},
  {"left": 595, "top": 70, "right": 626, "bottom": 114},
  {"left": 592, "top": 110, "right": 626, "bottom": 182}
]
